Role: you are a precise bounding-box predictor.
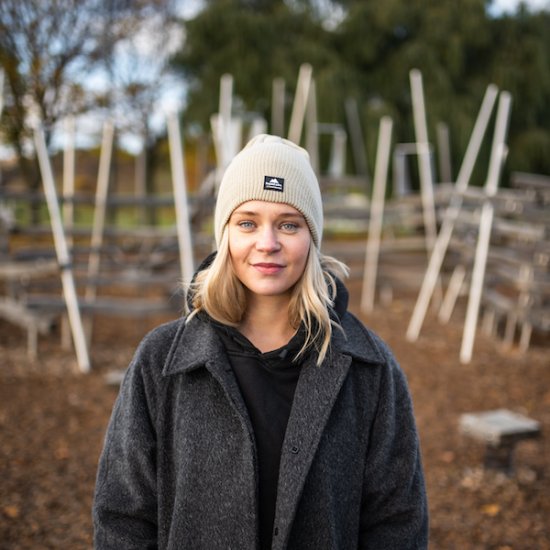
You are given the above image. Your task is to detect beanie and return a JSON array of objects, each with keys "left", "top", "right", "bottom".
[{"left": 214, "top": 134, "right": 323, "bottom": 248}]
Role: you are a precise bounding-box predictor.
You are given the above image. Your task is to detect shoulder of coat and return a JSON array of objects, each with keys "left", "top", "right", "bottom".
[{"left": 337, "top": 312, "right": 393, "bottom": 366}]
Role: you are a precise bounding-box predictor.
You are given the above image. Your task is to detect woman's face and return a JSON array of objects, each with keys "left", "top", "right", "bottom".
[{"left": 228, "top": 200, "right": 311, "bottom": 300}]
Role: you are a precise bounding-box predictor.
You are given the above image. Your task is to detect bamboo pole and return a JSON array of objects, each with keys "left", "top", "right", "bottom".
[
  {"left": 167, "top": 112, "right": 195, "bottom": 293},
  {"left": 34, "top": 127, "right": 91, "bottom": 373},
  {"left": 406, "top": 84, "right": 499, "bottom": 342},
  {"left": 361, "top": 116, "right": 393, "bottom": 314},
  {"left": 288, "top": 63, "right": 313, "bottom": 145}
]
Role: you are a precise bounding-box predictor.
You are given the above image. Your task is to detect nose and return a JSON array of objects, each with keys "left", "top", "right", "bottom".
[{"left": 256, "top": 226, "right": 281, "bottom": 252}]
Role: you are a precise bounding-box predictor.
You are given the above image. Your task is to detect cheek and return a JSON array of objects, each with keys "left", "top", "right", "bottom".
[
  {"left": 294, "top": 237, "right": 311, "bottom": 269},
  {"left": 227, "top": 228, "right": 245, "bottom": 261}
]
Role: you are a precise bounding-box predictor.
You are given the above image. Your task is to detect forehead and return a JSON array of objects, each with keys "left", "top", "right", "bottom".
[{"left": 231, "top": 200, "right": 304, "bottom": 217}]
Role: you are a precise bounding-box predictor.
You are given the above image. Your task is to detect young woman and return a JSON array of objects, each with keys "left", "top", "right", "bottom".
[{"left": 93, "top": 134, "right": 428, "bottom": 549}]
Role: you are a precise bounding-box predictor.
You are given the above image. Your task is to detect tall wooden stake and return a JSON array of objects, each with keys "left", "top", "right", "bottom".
[
  {"left": 406, "top": 84, "right": 499, "bottom": 342},
  {"left": 271, "top": 77, "right": 286, "bottom": 137},
  {"left": 288, "top": 63, "right": 312, "bottom": 145},
  {"left": 167, "top": 111, "right": 195, "bottom": 293},
  {"left": 34, "top": 127, "right": 91, "bottom": 373},
  {"left": 460, "top": 91, "right": 512, "bottom": 364},
  {"left": 410, "top": 69, "right": 438, "bottom": 253},
  {"left": 361, "top": 116, "right": 393, "bottom": 313},
  {"left": 85, "top": 121, "right": 114, "bottom": 344}
]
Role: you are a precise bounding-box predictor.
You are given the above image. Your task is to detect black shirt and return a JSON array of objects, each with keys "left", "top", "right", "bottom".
[{"left": 214, "top": 324, "right": 307, "bottom": 550}]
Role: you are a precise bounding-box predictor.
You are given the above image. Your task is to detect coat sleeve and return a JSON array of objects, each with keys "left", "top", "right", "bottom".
[
  {"left": 358, "top": 339, "right": 429, "bottom": 549},
  {"left": 92, "top": 338, "right": 160, "bottom": 550}
]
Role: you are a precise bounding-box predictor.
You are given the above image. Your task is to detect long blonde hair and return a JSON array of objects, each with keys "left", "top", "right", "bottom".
[{"left": 187, "top": 229, "right": 348, "bottom": 365}]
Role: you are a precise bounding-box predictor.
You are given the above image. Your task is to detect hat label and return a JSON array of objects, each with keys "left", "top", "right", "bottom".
[{"left": 264, "top": 176, "right": 285, "bottom": 192}]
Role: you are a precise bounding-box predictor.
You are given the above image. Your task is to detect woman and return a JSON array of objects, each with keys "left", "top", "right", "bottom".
[{"left": 93, "top": 134, "right": 428, "bottom": 549}]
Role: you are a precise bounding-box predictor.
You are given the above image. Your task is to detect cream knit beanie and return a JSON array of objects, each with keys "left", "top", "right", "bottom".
[{"left": 214, "top": 134, "right": 323, "bottom": 248}]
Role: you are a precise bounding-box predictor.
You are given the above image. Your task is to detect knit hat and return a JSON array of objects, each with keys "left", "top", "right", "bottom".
[{"left": 214, "top": 134, "right": 323, "bottom": 248}]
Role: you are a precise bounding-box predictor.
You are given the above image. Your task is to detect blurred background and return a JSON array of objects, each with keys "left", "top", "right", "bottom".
[{"left": 0, "top": 1, "right": 549, "bottom": 549}]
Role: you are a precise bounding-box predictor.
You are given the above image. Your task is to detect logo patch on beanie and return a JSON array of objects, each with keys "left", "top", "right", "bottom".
[{"left": 264, "top": 176, "right": 284, "bottom": 192}]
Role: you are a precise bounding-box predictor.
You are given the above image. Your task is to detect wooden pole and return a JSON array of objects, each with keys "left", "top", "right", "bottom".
[
  {"left": 327, "top": 128, "right": 347, "bottom": 178},
  {"left": 409, "top": 69, "right": 438, "bottom": 252},
  {"left": 85, "top": 121, "right": 114, "bottom": 315},
  {"left": 34, "top": 127, "right": 91, "bottom": 373},
  {"left": 436, "top": 122, "right": 453, "bottom": 184},
  {"left": 167, "top": 111, "right": 195, "bottom": 293},
  {"left": 361, "top": 116, "right": 393, "bottom": 314},
  {"left": 288, "top": 63, "right": 313, "bottom": 145},
  {"left": 60, "top": 116, "right": 76, "bottom": 350},
  {"left": 460, "top": 91, "right": 512, "bottom": 364},
  {"left": 0, "top": 69, "right": 4, "bottom": 117},
  {"left": 62, "top": 117, "right": 76, "bottom": 248},
  {"left": 345, "top": 97, "right": 370, "bottom": 187},
  {"left": 271, "top": 77, "right": 286, "bottom": 137},
  {"left": 305, "top": 80, "right": 319, "bottom": 174},
  {"left": 406, "top": 84, "right": 499, "bottom": 342},
  {"left": 219, "top": 73, "right": 234, "bottom": 173}
]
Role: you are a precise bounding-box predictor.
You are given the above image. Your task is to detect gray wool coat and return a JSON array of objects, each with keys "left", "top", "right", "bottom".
[{"left": 93, "top": 310, "right": 428, "bottom": 549}]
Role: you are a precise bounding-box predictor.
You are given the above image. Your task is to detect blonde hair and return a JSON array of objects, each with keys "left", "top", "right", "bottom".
[{"left": 187, "top": 229, "right": 348, "bottom": 365}]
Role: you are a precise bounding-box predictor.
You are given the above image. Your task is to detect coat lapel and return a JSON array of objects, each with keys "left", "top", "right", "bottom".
[{"left": 273, "top": 349, "right": 352, "bottom": 549}]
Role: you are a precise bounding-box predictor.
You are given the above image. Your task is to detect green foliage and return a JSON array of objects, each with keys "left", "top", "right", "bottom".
[{"left": 172, "top": 0, "right": 550, "bottom": 179}]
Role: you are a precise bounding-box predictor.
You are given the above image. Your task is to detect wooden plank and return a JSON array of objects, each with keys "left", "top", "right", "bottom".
[
  {"left": 0, "top": 260, "right": 58, "bottom": 280},
  {"left": 25, "top": 295, "right": 181, "bottom": 316},
  {"left": 0, "top": 297, "right": 56, "bottom": 332}
]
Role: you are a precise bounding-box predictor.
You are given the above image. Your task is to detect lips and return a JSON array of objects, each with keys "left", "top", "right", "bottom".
[{"left": 252, "top": 262, "right": 285, "bottom": 275}]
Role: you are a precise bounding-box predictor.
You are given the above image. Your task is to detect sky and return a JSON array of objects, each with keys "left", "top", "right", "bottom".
[{"left": 491, "top": 0, "right": 549, "bottom": 12}]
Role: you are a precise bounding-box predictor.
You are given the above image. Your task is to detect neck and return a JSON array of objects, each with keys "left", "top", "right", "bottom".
[{"left": 239, "top": 293, "right": 296, "bottom": 352}]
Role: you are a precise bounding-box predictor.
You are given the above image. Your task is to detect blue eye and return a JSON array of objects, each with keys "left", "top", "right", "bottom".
[
  {"left": 280, "top": 222, "right": 298, "bottom": 232},
  {"left": 238, "top": 220, "right": 255, "bottom": 229}
]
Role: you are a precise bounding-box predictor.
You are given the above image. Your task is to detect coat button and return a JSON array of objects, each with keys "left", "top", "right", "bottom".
[
  {"left": 290, "top": 445, "right": 300, "bottom": 454},
  {"left": 273, "top": 526, "right": 279, "bottom": 536}
]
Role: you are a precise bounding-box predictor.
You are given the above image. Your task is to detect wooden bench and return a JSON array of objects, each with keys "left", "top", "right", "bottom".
[{"left": 459, "top": 409, "right": 541, "bottom": 474}]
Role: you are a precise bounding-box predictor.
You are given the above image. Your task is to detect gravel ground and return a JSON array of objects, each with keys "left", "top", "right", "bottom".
[{"left": 1, "top": 289, "right": 548, "bottom": 549}]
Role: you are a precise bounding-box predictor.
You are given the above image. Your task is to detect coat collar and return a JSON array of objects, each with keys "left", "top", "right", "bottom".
[
  {"left": 162, "top": 314, "right": 228, "bottom": 377},
  {"left": 162, "top": 311, "right": 385, "bottom": 378}
]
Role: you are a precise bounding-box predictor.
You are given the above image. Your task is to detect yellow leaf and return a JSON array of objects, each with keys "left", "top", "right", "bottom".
[
  {"left": 3, "top": 505, "right": 20, "bottom": 519},
  {"left": 481, "top": 503, "right": 500, "bottom": 517}
]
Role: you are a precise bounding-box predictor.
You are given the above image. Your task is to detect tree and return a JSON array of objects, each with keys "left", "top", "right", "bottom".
[
  {"left": 0, "top": 0, "right": 179, "bottom": 188},
  {"left": 171, "top": 0, "right": 334, "bottom": 134},
  {"left": 174, "top": 0, "right": 550, "bottom": 179}
]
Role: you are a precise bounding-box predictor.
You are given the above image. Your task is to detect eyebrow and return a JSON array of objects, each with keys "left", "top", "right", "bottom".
[{"left": 231, "top": 210, "right": 304, "bottom": 219}]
